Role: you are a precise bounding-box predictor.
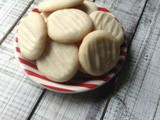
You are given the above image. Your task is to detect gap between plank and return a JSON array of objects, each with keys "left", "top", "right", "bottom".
[
  {"left": 152, "top": 96, "right": 160, "bottom": 120},
  {"left": 99, "top": 0, "right": 149, "bottom": 119},
  {"left": 0, "top": 0, "right": 35, "bottom": 45},
  {"left": 128, "top": 0, "right": 149, "bottom": 47},
  {"left": 100, "top": 70, "right": 125, "bottom": 120},
  {"left": 27, "top": 89, "right": 47, "bottom": 120}
]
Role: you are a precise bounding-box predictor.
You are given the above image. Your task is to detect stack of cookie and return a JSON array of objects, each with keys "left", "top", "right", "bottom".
[{"left": 18, "top": 0, "right": 125, "bottom": 83}]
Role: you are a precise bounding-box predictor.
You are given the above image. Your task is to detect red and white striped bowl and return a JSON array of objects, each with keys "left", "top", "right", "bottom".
[{"left": 14, "top": 7, "right": 128, "bottom": 94}]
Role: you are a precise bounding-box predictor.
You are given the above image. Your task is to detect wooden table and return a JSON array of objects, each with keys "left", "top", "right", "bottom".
[{"left": 0, "top": 0, "right": 160, "bottom": 120}]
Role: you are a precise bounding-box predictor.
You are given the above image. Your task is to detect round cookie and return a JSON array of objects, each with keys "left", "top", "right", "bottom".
[
  {"left": 90, "top": 11, "right": 125, "bottom": 46},
  {"left": 38, "top": 0, "right": 84, "bottom": 12},
  {"left": 75, "top": 1, "right": 98, "bottom": 14},
  {"left": 47, "top": 9, "right": 93, "bottom": 43},
  {"left": 18, "top": 12, "right": 47, "bottom": 60},
  {"left": 79, "top": 30, "right": 120, "bottom": 76},
  {"left": 41, "top": 12, "right": 52, "bottom": 22},
  {"left": 37, "top": 39, "right": 79, "bottom": 83}
]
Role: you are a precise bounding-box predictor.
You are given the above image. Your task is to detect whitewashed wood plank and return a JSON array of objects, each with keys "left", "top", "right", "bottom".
[
  {"left": 0, "top": 0, "right": 34, "bottom": 44},
  {"left": 31, "top": 0, "right": 148, "bottom": 120},
  {"left": 103, "top": 0, "right": 160, "bottom": 120},
  {"left": 0, "top": 0, "right": 46, "bottom": 119},
  {"left": 31, "top": 88, "right": 112, "bottom": 120},
  {"left": 128, "top": 5, "right": 160, "bottom": 120}
]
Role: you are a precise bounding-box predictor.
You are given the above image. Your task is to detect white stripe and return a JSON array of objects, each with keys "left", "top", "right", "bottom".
[
  {"left": 108, "top": 12, "right": 115, "bottom": 18},
  {"left": 31, "top": 76, "right": 90, "bottom": 91},
  {"left": 83, "top": 80, "right": 106, "bottom": 85},
  {"left": 108, "top": 73, "right": 115, "bottom": 78},
  {"left": 23, "top": 65, "right": 39, "bottom": 74}
]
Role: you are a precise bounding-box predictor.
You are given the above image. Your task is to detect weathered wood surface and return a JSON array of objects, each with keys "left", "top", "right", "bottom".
[
  {"left": 103, "top": 0, "right": 160, "bottom": 120},
  {"left": 0, "top": 0, "right": 160, "bottom": 120}
]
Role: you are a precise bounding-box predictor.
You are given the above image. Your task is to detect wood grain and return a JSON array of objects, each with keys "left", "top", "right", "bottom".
[
  {"left": 31, "top": 0, "right": 148, "bottom": 120},
  {"left": 103, "top": 0, "right": 160, "bottom": 120}
]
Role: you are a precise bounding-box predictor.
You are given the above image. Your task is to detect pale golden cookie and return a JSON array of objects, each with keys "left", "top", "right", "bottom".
[
  {"left": 75, "top": 1, "right": 98, "bottom": 14},
  {"left": 37, "top": 39, "right": 79, "bottom": 82},
  {"left": 41, "top": 12, "right": 52, "bottom": 22},
  {"left": 79, "top": 30, "right": 120, "bottom": 76},
  {"left": 48, "top": 9, "right": 93, "bottom": 43},
  {"left": 90, "top": 11, "right": 124, "bottom": 45},
  {"left": 38, "top": 0, "right": 84, "bottom": 12},
  {"left": 18, "top": 12, "right": 47, "bottom": 60}
]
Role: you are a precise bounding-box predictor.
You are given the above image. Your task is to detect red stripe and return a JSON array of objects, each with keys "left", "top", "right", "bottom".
[
  {"left": 24, "top": 69, "right": 50, "bottom": 81},
  {"left": 41, "top": 84, "right": 75, "bottom": 93},
  {"left": 19, "top": 58, "right": 37, "bottom": 69},
  {"left": 91, "top": 77, "right": 109, "bottom": 82},
  {"left": 98, "top": 7, "right": 110, "bottom": 12},
  {"left": 65, "top": 83, "right": 98, "bottom": 88},
  {"left": 78, "top": 84, "right": 97, "bottom": 88},
  {"left": 121, "top": 51, "right": 127, "bottom": 56},
  {"left": 102, "top": 76, "right": 111, "bottom": 81},
  {"left": 16, "top": 47, "right": 20, "bottom": 53},
  {"left": 32, "top": 8, "right": 40, "bottom": 13},
  {"left": 16, "top": 37, "right": 18, "bottom": 42},
  {"left": 93, "top": 76, "right": 111, "bottom": 82}
]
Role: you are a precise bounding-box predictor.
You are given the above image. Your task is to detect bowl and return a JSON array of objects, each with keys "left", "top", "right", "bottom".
[{"left": 14, "top": 7, "right": 127, "bottom": 94}]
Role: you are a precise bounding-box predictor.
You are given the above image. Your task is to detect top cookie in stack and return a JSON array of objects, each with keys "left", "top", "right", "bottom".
[
  {"left": 17, "top": 0, "right": 125, "bottom": 83},
  {"left": 38, "top": 0, "right": 84, "bottom": 12}
]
